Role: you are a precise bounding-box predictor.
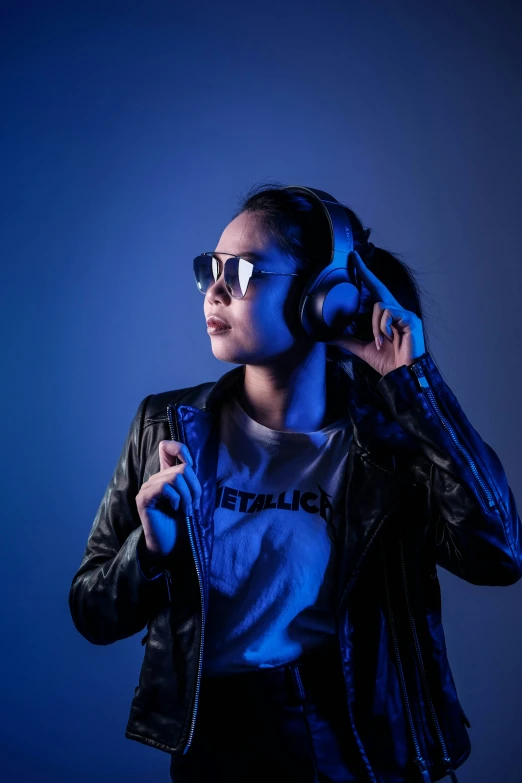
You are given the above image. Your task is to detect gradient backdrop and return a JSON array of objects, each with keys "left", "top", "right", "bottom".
[{"left": 2, "top": 1, "right": 521, "bottom": 781}]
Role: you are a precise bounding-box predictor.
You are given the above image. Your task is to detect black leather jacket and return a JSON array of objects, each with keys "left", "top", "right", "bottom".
[{"left": 68, "top": 351, "right": 522, "bottom": 782}]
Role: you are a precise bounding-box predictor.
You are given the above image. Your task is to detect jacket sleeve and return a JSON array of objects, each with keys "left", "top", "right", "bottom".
[
  {"left": 68, "top": 394, "right": 170, "bottom": 645},
  {"left": 375, "top": 351, "right": 522, "bottom": 586}
]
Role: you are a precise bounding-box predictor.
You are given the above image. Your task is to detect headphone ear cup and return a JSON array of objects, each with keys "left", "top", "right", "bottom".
[
  {"left": 299, "top": 269, "right": 360, "bottom": 342},
  {"left": 322, "top": 279, "right": 360, "bottom": 332}
]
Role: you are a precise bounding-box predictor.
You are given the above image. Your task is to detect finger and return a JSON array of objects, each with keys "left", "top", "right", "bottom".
[
  {"left": 163, "top": 483, "right": 181, "bottom": 512},
  {"left": 173, "top": 463, "right": 202, "bottom": 508},
  {"left": 137, "top": 480, "right": 179, "bottom": 511},
  {"left": 147, "top": 463, "right": 202, "bottom": 505},
  {"left": 150, "top": 463, "right": 202, "bottom": 508},
  {"left": 148, "top": 462, "right": 193, "bottom": 481},
  {"left": 376, "top": 304, "right": 417, "bottom": 348},
  {"left": 380, "top": 307, "right": 393, "bottom": 343},
  {"left": 372, "top": 302, "right": 386, "bottom": 350},
  {"left": 350, "top": 251, "right": 400, "bottom": 308},
  {"left": 379, "top": 308, "right": 394, "bottom": 342},
  {"left": 159, "top": 440, "right": 193, "bottom": 472},
  {"left": 167, "top": 472, "right": 194, "bottom": 515}
]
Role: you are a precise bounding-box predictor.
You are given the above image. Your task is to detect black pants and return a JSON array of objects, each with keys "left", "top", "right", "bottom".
[{"left": 169, "top": 640, "right": 366, "bottom": 782}]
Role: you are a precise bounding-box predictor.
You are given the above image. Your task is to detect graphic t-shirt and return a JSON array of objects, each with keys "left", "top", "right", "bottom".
[{"left": 201, "top": 394, "right": 353, "bottom": 675}]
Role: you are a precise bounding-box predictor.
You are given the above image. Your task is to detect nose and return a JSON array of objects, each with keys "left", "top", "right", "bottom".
[{"left": 205, "top": 268, "right": 231, "bottom": 305}]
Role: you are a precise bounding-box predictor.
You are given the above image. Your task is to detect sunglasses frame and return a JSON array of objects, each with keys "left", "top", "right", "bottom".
[{"left": 193, "top": 252, "right": 301, "bottom": 299}]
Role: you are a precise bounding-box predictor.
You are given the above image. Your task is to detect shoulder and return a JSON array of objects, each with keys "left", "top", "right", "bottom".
[{"left": 134, "top": 380, "right": 218, "bottom": 424}]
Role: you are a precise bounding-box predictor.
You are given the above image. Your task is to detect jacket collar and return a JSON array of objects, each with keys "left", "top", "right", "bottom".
[{"left": 163, "top": 353, "right": 403, "bottom": 471}]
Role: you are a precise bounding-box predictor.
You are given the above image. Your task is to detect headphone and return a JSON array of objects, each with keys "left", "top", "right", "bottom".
[{"left": 282, "top": 185, "right": 361, "bottom": 342}]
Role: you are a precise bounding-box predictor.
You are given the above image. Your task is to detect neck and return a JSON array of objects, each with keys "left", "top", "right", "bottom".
[{"left": 235, "top": 345, "right": 342, "bottom": 432}]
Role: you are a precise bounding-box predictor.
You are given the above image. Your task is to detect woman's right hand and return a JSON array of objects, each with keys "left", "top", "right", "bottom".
[{"left": 136, "top": 440, "right": 202, "bottom": 557}]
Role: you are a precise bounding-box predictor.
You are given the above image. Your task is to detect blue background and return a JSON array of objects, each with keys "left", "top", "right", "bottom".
[{"left": 2, "top": 1, "right": 521, "bottom": 780}]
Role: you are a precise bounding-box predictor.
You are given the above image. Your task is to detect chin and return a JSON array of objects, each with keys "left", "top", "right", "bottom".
[
  {"left": 210, "top": 344, "right": 247, "bottom": 365},
  {"left": 210, "top": 336, "right": 291, "bottom": 366}
]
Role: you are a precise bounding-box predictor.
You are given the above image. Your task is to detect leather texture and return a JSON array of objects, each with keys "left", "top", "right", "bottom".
[{"left": 68, "top": 351, "right": 522, "bottom": 782}]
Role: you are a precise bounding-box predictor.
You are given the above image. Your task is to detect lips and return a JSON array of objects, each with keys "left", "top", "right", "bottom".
[{"left": 206, "top": 316, "right": 231, "bottom": 329}]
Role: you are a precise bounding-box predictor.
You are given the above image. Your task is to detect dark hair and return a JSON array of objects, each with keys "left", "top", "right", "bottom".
[{"left": 230, "top": 179, "right": 435, "bottom": 402}]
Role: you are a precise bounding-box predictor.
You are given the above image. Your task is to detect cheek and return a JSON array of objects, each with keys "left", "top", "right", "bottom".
[{"left": 245, "top": 295, "right": 292, "bottom": 340}]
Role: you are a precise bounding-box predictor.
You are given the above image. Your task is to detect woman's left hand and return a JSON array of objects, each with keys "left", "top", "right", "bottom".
[{"left": 327, "top": 250, "right": 426, "bottom": 377}]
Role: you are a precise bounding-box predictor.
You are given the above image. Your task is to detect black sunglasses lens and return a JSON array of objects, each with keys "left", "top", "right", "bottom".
[
  {"left": 193, "top": 255, "right": 217, "bottom": 293},
  {"left": 224, "top": 255, "right": 241, "bottom": 297}
]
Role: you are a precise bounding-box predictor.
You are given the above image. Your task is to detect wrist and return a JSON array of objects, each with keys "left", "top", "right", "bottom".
[
  {"left": 137, "top": 533, "right": 168, "bottom": 578},
  {"left": 143, "top": 538, "right": 165, "bottom": 558}
]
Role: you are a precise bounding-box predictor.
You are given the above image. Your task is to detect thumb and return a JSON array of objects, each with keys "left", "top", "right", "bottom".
[{"left": 328, "top": 334, "right": 373, "bottom": 361}]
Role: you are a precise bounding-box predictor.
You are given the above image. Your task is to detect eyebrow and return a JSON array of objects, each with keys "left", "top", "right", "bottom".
[
  {"left": 240, "top": 251, "right": 264, "bottom": 262},
  {"left": 213, "top": 250, "right": 264, "bottom": 262}
]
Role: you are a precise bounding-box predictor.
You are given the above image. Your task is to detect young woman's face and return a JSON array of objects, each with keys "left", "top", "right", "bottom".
[{"left": 203, "top": 211, "right": 311, "bottom": 366}]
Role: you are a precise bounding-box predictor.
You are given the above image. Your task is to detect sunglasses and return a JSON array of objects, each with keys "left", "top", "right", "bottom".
[{"left": 193, "top": 252, "right": 301, "bottom": 299}]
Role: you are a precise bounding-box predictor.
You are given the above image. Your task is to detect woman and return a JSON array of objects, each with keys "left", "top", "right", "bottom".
[{"left": 69, "top": 183, "right": 522, "bottom": 783}]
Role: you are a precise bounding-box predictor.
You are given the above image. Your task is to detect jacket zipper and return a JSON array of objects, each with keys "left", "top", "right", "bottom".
[
  {"left": 380, "top": 537, "right": 432, "bottom": 783},
  {"left": 409, "top": 361, "right": 497, "bottom": 512},
  {"left": 167, "top": 403, "right": 206, "bottom": 756},
  {"left": 291, "top": 664, "right": 320, "bottom": 780},
  {"left": 398, "top": 538, "right": 460, "bottom": 783}
]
